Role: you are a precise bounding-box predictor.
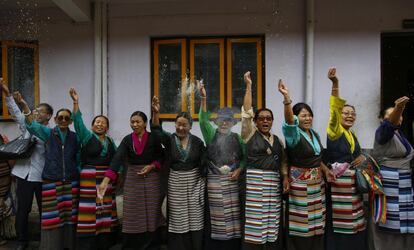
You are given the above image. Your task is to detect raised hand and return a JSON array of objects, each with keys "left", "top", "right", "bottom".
[
  {"left": 69, "top": 88, "right": 79, "bottom": 102},
  {"left": 198, "top": 81, "right": 206, "bottom": 98},
  {"left": 0, "top": 78, "right": 10, "bottom": 96},
  {"left": 244, "top": 71, "right": 252, "bottom": 86},
  {"left": 328, "top": 67, "right": 338, "bottom": 83},
  {"left": 395, "top": 96, "right": 409, "bottom": 109},
  {"left": 152, "top": 96, "right": 160, "bottom": 113},
  {"left": 13, "top": 91, "right": 26, "bottom": 105},
  {"left": 278, "top": 79, "right": 289, "bottom": 97}
]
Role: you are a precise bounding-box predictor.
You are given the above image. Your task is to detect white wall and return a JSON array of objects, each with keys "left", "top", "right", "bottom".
[{"left": 0, "top": 7, "right": 95, "bottom": 139}]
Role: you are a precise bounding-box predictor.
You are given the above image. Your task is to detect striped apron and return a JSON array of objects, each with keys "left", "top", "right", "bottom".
[
  {"left": 379, "top": 165, "right": 414, "bottom": 233},
  {"left": 77, "top": 165, "right": 118, "bottom": 236},
  {"left": 288, "top": 166, "right": 325, "bottom": 237},
  {"left": 244, "top": 168, "right": 281, "bottom": 244},
  {"left": 123, "top": 164, "right": 164, "bottom": 234},
  {"left": 41, "top": 180, "right": 79, "bottom": 230},
  {"left": 168, "top": 168, "right": 205, "bottom": 233},
  {"left": 207, "top": 173, "right": 241, "bottom": 240},
  {"left": 331, "top": 168, "right": 366, "bottom": 234}
]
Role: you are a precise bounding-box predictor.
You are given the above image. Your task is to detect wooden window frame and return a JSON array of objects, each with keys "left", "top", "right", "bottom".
[
  {"left": 152, "top": 36, "right": 264, "bottom": 121},
  {"left": 1, "top": 41, "right": 39, "bottom": 121},
  {"left": 226, "top": 37, "right": 263, "bottom": 119},
  {"left": 189, "top": 38, "right": 225, "bottom": 119},
  {"left": 153, "top": 38, "right": 187, "bottom": 119}
]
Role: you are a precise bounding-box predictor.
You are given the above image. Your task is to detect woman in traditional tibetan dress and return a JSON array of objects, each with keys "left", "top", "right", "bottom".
[
  {"left": 371, "top": 96, "right": 414, "bottom": 250},
  {"left": 241, "top": 72, "right": 289, "bottom": 250},
  {"left": 278, "top": 80, "right": 334, "bottom": 250},
  {"left": 324, "top": 68, "right": 367, "bottom": 250},
  {"left": 0, "top": 134, "right": 11, "bottom": 246},
  {"left": 69, "top": 88, "right": 118, "bottom": 250},
  {"left": 24, "top": 101, "right": 80, "bottom": 250},
  {"left": 99, "top": 110, "right": 164, "bottom": 250},
  {"left": 198, "top": 83, "right": 246, "bottom": 250},
  {"left": 151, "top": 96, "right": 206, "bottom": 250}
]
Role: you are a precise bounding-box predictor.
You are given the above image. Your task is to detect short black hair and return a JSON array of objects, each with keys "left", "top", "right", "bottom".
[
  {"left": 292, "top": 102, "right": 313, "bottom": 117},
  {"left": 92, "top": 115, "right": 110, "bottom": 128},
  {"left": 175, "top": 112, "right": 193, "bottom": 126},
  {"left": 253, "top": 108, "right": 274, "bottom": 122},
  {"left": 130, "top": 111, "right": 148, "bottom": 123},
  {"left": 38, "top": 103, "right": 53, "bottom": 115},
  {"left": 343, "top": 104, "right": 355, "bottom": 112},
  {"left": 55, "top": 108, "right": 72, "bottom": 117}
]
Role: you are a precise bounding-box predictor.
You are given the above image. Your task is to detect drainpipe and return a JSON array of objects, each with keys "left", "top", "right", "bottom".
[
  {"left": 305, "top": 0, "right": 315, "bottom": 105},
  {"left": 94, "top": 1, "right": 108, "bottom": 116}
]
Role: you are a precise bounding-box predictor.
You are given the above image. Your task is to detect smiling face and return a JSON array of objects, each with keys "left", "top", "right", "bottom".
[
  {"left": 92, "top": 116, "right": 109, "bottom": 135},
  {"left": 175, "top": 117, "right": 191, "bottom": 138},
  {"left": 33, "top": 105, "right": 52, "bottom": 124},
  {"left": 54, "top": 110, "right": 72, "bottom": 130},
  {"left": 215, "top": 118, "right": 234, "bottom": 134},
  {"left": 341, "top": 106, "right": 356, "bottom": 129},
  {"left": 255, "top": 110, "right": 273, "bottom": 135},
  {"left": 130, "top": 115, "right": 146, "bottom": 135},
  {"left": 297, "top": 108, "right": 313, "bottom": 131}
]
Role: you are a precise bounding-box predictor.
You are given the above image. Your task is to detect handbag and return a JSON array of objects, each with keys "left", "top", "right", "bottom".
[
  {"left": 0, "top": 135, "right": 37, "bottom": 160},
  {"left": 354, "top": 153, "right": 380, "bottom": 193}
]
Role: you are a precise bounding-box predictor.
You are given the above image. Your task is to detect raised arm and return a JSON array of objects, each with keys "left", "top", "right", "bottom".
[
  {"left": 69, "top": 88, "right": 79, "bottom": 114},
  {"left": 328, "top": 67, "right": 339, "bottom": 97},
  {"left": 241, "top": 71, "right": 254, "bottom": 141},
  {"left": 69, "top": 88, "right": 92, "bottom": 145},
  {"left": 15, "top": 92, "right": 34, "bottom": 125},
  {"left": 198, "top": 82, "right": 216, "bottom": 144},
  {"left": 389, "top": 96, "right": 409, "bottom": 126},
  {"left": 243, "top": 71, "right": 252, "bottom": 112},
  {"left": 151, "top": 96, "right": 160, "bottom": 127},
  {"left": 1, "top": 80, "right": 26, "bottom": 131},
  {"left": 278, "top": 79, "right": 294, "bottom": 125}
]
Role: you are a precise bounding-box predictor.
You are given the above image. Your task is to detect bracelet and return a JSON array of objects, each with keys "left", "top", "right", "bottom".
[
  {"left": 332, "top": 88, "right": 338, "bottom": 90},
  {"left": 283, "top": 99, "right": 292, "bottom": 105},
  {"left": 200, "top": 96, "right": 206, "bottom": 99},
  {"left": 22, "top": 110, "right": 31, "bottom": 116},
  {"left": 73, "top": 102, "right": 78, "bottom": 104}
]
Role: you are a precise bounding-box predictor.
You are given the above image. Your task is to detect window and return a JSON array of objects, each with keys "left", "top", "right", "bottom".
[
  {"left": 152, "top": 36, "right": 264, "bottom": 119},
  {"left": 0, "top": 41, "right": 39, "bottom": 120}
]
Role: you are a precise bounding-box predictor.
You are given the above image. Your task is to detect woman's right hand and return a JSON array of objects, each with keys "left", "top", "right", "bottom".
[
  {"left": 278, "top": 79, "right": 290, "bottom": 98},
  {"left": 69, "top": 88, "right": 79, "bottom": 102},
  {"left": 97, "top": 179, "right": 109, "bottom": 204},
  {"left": 152, "top": 96, "right": 160, "bottom": 114},
  {"left": 328, "top": 67, "right": 338, "bottom": 83}
]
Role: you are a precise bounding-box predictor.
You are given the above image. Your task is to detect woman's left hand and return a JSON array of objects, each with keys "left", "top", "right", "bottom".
[
  {"left": 229, "top": 167, "right": 242, "bottom": 181},
  {"left": 137, "top": 164, "right": 155, "bottom": 177}
]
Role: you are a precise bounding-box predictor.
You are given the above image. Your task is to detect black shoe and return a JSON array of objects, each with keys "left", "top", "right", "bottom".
[{"left": 15, "top": 242, "right": 28, "bottom": 250}]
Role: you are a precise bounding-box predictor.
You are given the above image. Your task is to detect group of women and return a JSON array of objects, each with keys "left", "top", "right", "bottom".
[{"left": 0, "top": 67, "right": 413, "bottom": 250}]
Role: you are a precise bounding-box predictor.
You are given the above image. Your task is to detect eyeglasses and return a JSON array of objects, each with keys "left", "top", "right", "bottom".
[
  {"left": 342, "top": 112, "right": 356, "bottom": 117},
  {"left": 256, "top": 116, "right": 273, "bottom": 122},
  {"left": 57, "top": 116, "right": 71, "bottom": 122}
]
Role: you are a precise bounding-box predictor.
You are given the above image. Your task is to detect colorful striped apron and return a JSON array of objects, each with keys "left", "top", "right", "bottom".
[
  {"left": 379, "top": 166, "right": 414, "bottom": 233},
  {"left": 168, "top": 168, "right": 205, "bottom": 233},
  {"left": 41, "top": 181, "right": 79, "bottom": 230},
  {"left": 123, "top": 164, "right": 164, "bottom": 234},
  {"left": 288, "top": 166, "right": 325, "bottom": 237},
  {"left": 331, "top": 168, "right": 366, "bottom": 234},
  {"left": 207, "top": 173, "right": 241, "bottom": 240},
  {"left": 244, "top": 168, "right": 281, "bottom": 244},
  {"left": 77, "top": 165, "right": 118, "bottom": 236}
]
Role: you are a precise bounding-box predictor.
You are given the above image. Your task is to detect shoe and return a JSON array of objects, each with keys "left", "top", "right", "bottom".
[{"left": 15, "top": 243, "right": 28, "bottom": 250}]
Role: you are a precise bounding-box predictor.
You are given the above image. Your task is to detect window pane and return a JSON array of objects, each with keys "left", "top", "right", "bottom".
[
  {"left": 193, "top": 43, "right": 221, "bottom": 113},
  {"left": 231, "top": 43, "right": 258, "bottom": 109},
  {"left": 158, "top": 44, "right": 182, "bottom": 114},
  {"left": 7, "top": 46, "right": 35, "bottom": 110}
]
